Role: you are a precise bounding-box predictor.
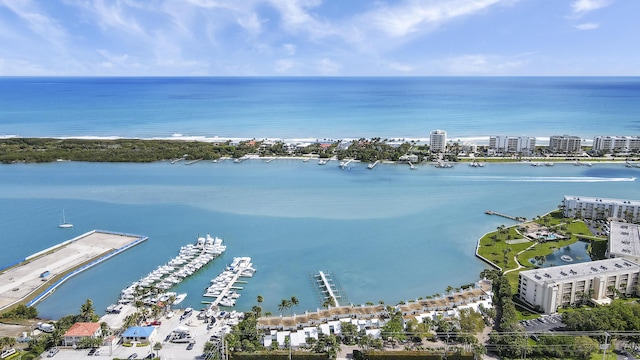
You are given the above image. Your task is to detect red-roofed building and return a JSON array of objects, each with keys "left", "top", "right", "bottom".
[{"left": 63, "top": 322, "right": 102, "bottom": 347}]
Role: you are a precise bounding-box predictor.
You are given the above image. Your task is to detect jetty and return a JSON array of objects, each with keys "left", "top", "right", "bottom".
[
  {"left": 0, "top": 230, "right": 147, "bottom": 310},
  {"left": 367, "top": 160, "right": 379, "bottom": 169},
  {"left": 485, "top": 210, "right": 526, "bottom": 222},
  {"left": 408, "top": 161, "right": 416, "bottom": 170},
  {"left": 313, "top": 271, "right": 346, "bottom": 307},
  {"left": 339, "top": 159, "right": 354, "bottom": 169},
  {"left": 185, "top": 159, "right": 202, "bottom": 165}
]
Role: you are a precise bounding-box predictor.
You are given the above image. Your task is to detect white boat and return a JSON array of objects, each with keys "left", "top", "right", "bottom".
[
  {"left": 318, "top": 159, "right": 327, "bottom": 165},
  {"left": 173, "top": 293, "right": 187, "bottom": 305},
  {"left": 58, "top": 210, "right": 73, "bottom": 228}
]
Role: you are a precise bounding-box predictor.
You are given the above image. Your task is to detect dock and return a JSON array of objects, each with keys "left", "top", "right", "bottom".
[
  {"left": 339, "top": 159, "right": 354, "bottom": 169},
  {"left": 185, "top": 159, "right": 202, "bottom": 165},
  {"left": 0, "top": 230, "right": 147, "bottom": 310},
  {"left": 367, "top": 160, "right": 379, "bottom": 170},
  {"left": 265, "top": 158, "right": 275, "bottom": 163},
  {"left": 485, "top": 210, "right": 526, "bottom": 222},
  {"left": 203, "top": 257, "right": 256, "bottom": 307},
  {"left": 313, "top": 271, "right": 347, "bottom": 307}
]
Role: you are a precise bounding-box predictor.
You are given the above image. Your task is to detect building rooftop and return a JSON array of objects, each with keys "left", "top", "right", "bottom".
[
  {"left": 520, "top": 258, "right": 640, "bottom": 284},
  {"left": 122, "top": 326, "right": 156, "bottom": 338},
  {"left": 64, "top": 322, "right": 101, "bottom": 337},
  {"left": 609, "top": 222, "right": 640, "bottom": 258},
  {"left": 563, "top": 195, "right": 640, "bottom": 206}
]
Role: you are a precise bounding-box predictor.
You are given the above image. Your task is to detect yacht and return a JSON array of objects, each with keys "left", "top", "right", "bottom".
[
  {"left": 173, "top": 293, "right": 187, "bottom": 305},
  {"left": 58, "top": 210, "right": 73, "bottom": 228}
]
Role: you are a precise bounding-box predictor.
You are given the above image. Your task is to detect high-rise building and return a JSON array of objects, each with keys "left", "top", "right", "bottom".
[
  {"left": 430, "top": 129, "right": 447, "bottom": 153},
  {"left": 518, "top": 258, "right": 640, "bottom": 314},
  {"left": 549, "top": 135, "right": 582, "bottom": 153},
  {"left": 563, "top": 195, "right": 640, "bottom": 222},
  {"left": 488, "top": 135, "right": 536, "bottom": 155},
  {"left": 593, "top": 136, "right": 640, "bottom": 153}
]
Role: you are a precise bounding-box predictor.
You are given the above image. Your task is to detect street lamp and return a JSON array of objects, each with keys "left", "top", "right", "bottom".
[{"left": 601, "top": 331, "right": 610, "bottom": 360}]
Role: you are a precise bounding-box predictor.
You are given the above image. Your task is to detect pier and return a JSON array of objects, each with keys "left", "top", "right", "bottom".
[
  {"left": 203, "top": 257, "right": 255, "bottom": 307},
  {"left": 313, "top": 271, "right": 346, "bottom": 307},
  {"left": 0, "top": 230, "right": 146, "bottom": 310},
  {"left": 339, "top": 159, "right": 353, "bottom": 169},
  {"left": 185, "top": 159, "right": 202, "bottom": 165},
  {"left": 485, "top": 210, "right": 526, "bottom": 222},
  {"left": 408, "top": 161, "right": 415, "bottom": 170},
  {"left": 367, "top": 160, "right": 379, "bottom": 169}
]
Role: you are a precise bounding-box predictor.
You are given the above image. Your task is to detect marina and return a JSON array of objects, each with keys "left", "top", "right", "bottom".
[
  {"left": 203, "top": 257, "right": 256, "bottom": 307},
  {"left": 117, "top": 233, "right": 225, "bottom": 307}
]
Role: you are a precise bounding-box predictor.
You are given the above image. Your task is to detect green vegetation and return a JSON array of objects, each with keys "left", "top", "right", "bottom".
[
  {"left": 0, "top": 137, "right": 421, "bottom": 164},
  {"left": 0, "top": 304, "right": 38, "bottom": 320}
]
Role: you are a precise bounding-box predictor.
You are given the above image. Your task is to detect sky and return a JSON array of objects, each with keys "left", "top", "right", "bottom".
[{"left": 0, "top": 0, "right": 638, "bottom": 76}]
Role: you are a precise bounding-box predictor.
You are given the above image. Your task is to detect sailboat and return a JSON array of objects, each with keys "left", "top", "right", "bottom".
[{"left": 58, "top": 210, "right": 73, "bottom": 228}]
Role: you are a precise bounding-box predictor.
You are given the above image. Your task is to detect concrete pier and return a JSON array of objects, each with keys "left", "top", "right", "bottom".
[
  {"left": 316, "top": 271, "right": 341, "bottom": 307},
  {"left": 0, "top": 230, "right": 146, "bottom": 311}
]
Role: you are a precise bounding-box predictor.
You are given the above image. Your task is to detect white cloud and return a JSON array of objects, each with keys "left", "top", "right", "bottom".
[
  {"left": 236, "top": 12, "right": 263, "bottom": 36},
  {"left": 361, "top": 0, "right": 508, "bottom": 38},
  {"left": 442, "top": 54, "right": 525, "bottom": 75},
  {"left": 69, "top": 0, "right": 148, "bottom": 37},
  {"left": 572, "top": 0, "right": 613, "bottom": 14},
  {"left": 318, "top": 58, "right": 341, "bottom": 75},
  {"left": 282, "top": 43, "right": 297, "bottom": 56},
  {"left": 0, "top": 0, "right": 68, "bottom": 48},
  {"left": 387, "top": 62, "right": 415, "bottom": 73},
  {"left": 275, "top": 59, "right": 296, "bottom": 73},
  {"left": 574, "top": 22, "right": 600, "bottom": 30}
]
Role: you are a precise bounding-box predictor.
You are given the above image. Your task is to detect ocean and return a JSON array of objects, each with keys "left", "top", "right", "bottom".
[{"left": 0, "top": 77, "right": 639, "bottom": 320}]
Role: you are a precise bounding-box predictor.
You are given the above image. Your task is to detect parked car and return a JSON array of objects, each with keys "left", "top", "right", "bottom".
[
  {"left": 187, "top": 342, "right": 195, "bottom": 350},
  {"left": 128, "top": 353, "right": 138, "bottom": 359},
  {"left": 47, "top": 348, "right": 59, "bottom": 357},
  {"left": 88, "top": 348, "right": 96, "bottom": 356}
]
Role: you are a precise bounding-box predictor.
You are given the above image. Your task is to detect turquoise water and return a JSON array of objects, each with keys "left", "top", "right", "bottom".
[
  {"left": 1, "top": 77, "right": 639, "bottom": 140},
  {"left": 0, "top": 161, "right": 638, "bottom": 319},
  {"left": 1, "top": 77, "right": 639, "bottom": 319}
]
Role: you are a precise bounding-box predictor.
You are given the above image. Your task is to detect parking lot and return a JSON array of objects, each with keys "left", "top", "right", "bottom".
[
  {"left": 49, "top": 307, "right": 237, "bottom": 359},
  {"left": 520, "top": 313, "right": 566, "bottom": 333}
]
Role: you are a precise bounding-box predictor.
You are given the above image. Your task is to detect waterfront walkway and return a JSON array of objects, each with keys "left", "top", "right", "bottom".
[{"left": 0, "top": 230, "right": 146, "bottom": 310}]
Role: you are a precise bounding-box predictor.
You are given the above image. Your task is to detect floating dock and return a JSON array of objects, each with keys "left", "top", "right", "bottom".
[
  {"left": 0, "top": 230, "right": 147, "bottom": 311},
  {"left": 203, "top": 257, "right": 256, "bottom": 307}
]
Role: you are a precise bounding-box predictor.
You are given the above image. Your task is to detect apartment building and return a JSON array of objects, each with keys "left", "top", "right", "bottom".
[
  {"left": 488, "top": 135, "right": 536, "bottom": 155},
  {"left": 430, "top": 129, "right": 447, "bottom": 153},
  {"left": 563, "top": 195, "right": 640, "bottom": 223},
  {"left": 548, "top": 135, "right": 582, "bottom": 153},
  {"left": 518, "top": 258, "right": 640, "bottom": 314},
  {"left": 593, "top": 136, "right": 640, "bottom": 153}
]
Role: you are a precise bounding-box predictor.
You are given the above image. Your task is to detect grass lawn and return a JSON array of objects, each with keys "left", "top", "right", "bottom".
[{"left": 477, "top": 212, "right": 599, "bottom": 292}]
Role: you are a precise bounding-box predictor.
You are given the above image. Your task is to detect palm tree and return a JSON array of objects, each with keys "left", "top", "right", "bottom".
[
  {"left": 290, "top": 296, "right": 299, "bottom": 314},
  {"left": 278, "top": 299, "right": 291, "bottom": 316},
  {"left": 256, "top": 295, "right": 264, "bottom": 304},
  {"left": 80, "top": 299, "right": 96, "bottom": 322}
]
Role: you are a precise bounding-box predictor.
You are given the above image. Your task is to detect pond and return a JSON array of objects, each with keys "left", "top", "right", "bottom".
[{"left": 529, "top": 240, "right": 592, "bottom": 267}]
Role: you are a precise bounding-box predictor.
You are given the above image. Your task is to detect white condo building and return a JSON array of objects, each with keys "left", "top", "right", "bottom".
[
  {"left": 430, "top": 129, "right": 447, "bottom": 153},
  {"left": 593, "top": 136, "right": 640, "bottom": 153},
  {"left": 549, "top": 135, "right": 582, "bottom": 153},
  {"left": 488, "top": 135, "right": 536, "bottom": 155},
  {"left": 563, "top": 195, "right": 640, "bottom": 223},
  {"left": 518, "top": 258, "right": 640, "bottom": 314},
  {"left": 607, "top": 222, "right": 640, "bottom": 264}
]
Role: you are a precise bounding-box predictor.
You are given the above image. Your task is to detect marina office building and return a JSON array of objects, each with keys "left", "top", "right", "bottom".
[
  {"left": 518, "top": 258, "right": 640, "bottom": 314},
  {"left": 562, "top": 195, "right": 640, "bottom": 223}
]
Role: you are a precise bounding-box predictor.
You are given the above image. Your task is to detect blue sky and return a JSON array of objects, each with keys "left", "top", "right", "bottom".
[{"left": 0, "top": 0, "right": 638, "bottom": 76}]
